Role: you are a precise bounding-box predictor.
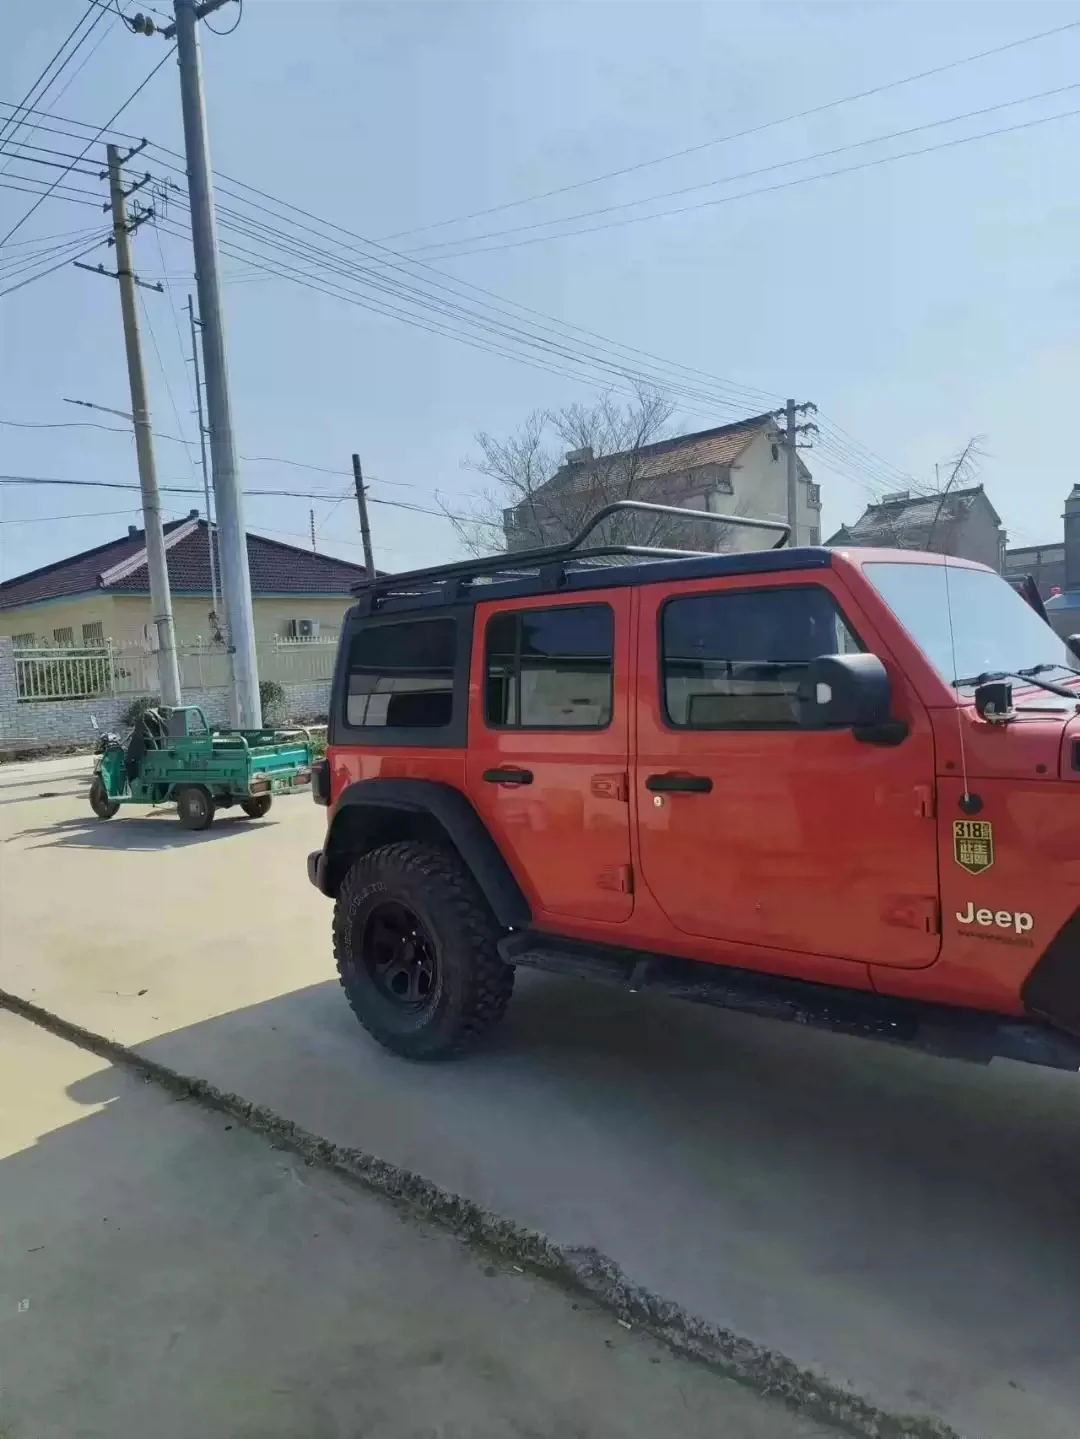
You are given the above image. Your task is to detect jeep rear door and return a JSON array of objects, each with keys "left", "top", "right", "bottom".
[
  {"left": 633, "top": 573, "right": 941, "bottom": 969},
  {"left": 466, "top": 591, "right": 634, "bottom": 925}
]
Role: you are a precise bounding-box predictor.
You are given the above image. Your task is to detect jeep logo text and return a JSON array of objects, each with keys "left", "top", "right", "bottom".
[{"left": 955, "top": 902, "right": 1032, "bottom": 936}]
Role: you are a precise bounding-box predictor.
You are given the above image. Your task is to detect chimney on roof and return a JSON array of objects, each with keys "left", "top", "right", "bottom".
[
  {"left": 1064, "top": 482, "right": 1080, "bottom": 591},
  {"left": 188, "top": 508, "right": 199, "bottom": 520},
  {"left": 128, "top": 525, "right": 139, "bottom": 539},
  {"left": 565, "top": 446, "right": 594, "bottom": 468}
]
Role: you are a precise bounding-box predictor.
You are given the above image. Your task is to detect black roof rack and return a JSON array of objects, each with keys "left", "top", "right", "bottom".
[{"left": 351, "top": 500, "right": 790, "bottom": 610}]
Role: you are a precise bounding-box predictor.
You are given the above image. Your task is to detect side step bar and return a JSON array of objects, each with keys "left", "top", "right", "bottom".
[{"left": 498, "top": 932, "right": 1080, "bottom": 1072}]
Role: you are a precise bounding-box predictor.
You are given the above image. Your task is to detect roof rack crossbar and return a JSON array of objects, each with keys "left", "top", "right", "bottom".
[{"left": 351, "top": 500, "right": 790, "bottom": 598}]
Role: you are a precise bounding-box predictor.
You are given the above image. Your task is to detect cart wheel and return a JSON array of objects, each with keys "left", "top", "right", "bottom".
[
  {"left": 241, "top": 795, "right": 272, "bottom": 819},
  {"left": 176, "top": 785, "right": 215, "bottom": 831},
  {"left": 89, "top": 777, "right": 120, "bottom": 820}
]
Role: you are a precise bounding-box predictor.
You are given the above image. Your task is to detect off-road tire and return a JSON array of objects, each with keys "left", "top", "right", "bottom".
[
  {"left": 241, "top": 795, "right": 273, "bottom": 819},
  {"left": 333, "top": 841, "right": 514, "bottom": 1060},
  {"left": 89, "top": 777, "right": 119, "bottom": 819},
  {"left": 176, "top": 785, "right": 215, "bottom": 831}
]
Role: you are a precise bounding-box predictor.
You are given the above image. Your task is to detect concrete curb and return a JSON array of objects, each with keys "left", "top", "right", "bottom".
[{"left": 0, "top": 986, "right": 962, "bottom": 1439}]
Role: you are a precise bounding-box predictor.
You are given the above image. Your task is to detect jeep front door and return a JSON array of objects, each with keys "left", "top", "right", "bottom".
[{"left": 634, "top": 576, "right": 941, "bottom": 969}]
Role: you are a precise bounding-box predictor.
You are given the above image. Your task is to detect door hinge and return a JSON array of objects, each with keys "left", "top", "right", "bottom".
[
  {"left": 914, "top": 784, "right": 935, "bottom": 819},
  {"left": 591, "top": 771, "right": 629, "bottom": 802},
  {"left": 597, "top": 864, "right": 634, "bottom": 894}
]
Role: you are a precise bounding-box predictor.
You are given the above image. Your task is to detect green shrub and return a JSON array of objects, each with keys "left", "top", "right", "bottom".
[
  {"left": 121, "top": 694, "right": 160, "bottom": 728},
  {"left": 260, "top": 679, "right": 286, "bottom": 725}
]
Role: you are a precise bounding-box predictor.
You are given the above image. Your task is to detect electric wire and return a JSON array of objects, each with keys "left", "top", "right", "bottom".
[{"left": 379, "top": 16, "right": 1080, "bottom": 241}]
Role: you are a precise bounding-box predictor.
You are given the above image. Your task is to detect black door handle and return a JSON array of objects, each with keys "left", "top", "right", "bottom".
[
  {"left": 645, "top": 772, "right": 713, "bottom": 793},
  {"left": 483, "top": 767, "right": 534, "bottom": 786}
]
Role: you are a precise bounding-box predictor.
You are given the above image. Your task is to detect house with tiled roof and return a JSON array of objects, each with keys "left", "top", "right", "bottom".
[
  {"left": 0, "top": 511, "right": 370, "bottom": 650},
  {"left": 503, "top": 414, "right": 821, "bottom": 552},
  {"left": 826, "top": 485, "right": 1005, "bottom": 572}
]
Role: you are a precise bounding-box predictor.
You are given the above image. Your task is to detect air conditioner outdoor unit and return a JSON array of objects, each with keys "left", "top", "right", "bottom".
[{"left": 289, "top": 618, "right": 319, "bottom": 638}]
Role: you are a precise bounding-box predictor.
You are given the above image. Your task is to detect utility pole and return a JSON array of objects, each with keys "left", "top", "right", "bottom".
[
  {"left": 352, "top": 454, "right": 376, "bottom": 575},
  {"left": 170, "top": 0, "right": 261, "bottom": 727},
  {"left": 103, "top": 142, "right": 182, "bottom": 706},
  {"left": 777, "top": 399, "right": 818, "bottom": 544},
  {"left": 186, "top": 296, "right": 220, "bottom": 630}
]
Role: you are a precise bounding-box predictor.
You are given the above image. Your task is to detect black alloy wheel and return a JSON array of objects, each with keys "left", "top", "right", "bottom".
[{"left": 359, "top": 900, "right": 439, "bottom": 1011}]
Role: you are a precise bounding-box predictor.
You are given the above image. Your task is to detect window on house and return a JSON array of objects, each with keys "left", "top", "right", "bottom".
[
  {"left": 662, "top": 586, "right": 862, "bottom": 729},
  {"left": 82, "top": 621, "right": 105, "bottom": 647},
  {"left": 486, "top": 604, "right": 614, "bottom": 729},
  {"left": 344, "top": 617, "right": 456, "bottom": 728},
  {"left": 12, "top": 632, "right": 36, "bottom": 649},
  {"left": 53, "top": 626, "right": 74, "bottom": 647},
  {"left": 808, "top": 526, "right": 821, "bottom": 546}
]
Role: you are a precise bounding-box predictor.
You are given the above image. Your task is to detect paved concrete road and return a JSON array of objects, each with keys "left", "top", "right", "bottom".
[
  {"left": 0, "top": 1010, "right": 833, "bottom": 1439},
  {"left": 3, "top": 761, "right": 1080, "bottom": 1436}
]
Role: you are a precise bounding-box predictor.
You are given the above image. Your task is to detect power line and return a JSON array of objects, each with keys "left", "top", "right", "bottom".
[
  {"left": 0, "top": 3, "right": 106, "bottom": 160},
  {"left": 0, "top": 413, "right": 416, "bottom": 488},
  {"left": 0, "top": 233, "right": 111, "bottom": 297},
  {"left": 0, "top": 506, "right": 141, "bottom": 525},
  {"left": 0, "top": 471, "right": 474, "bottom": 522},
  {"left": 405, "top": 82, "right": 1080, "bottom": 256},
  {"left": 378, "top": 16, "right": 1080, "bottom": 242},
  {"left": 403, "top": 101, "right": 1080, "bottom": 260},
  {"left": 0, "top": 96, "right": 937, "bottom": 500},
  {"left": 0, "top": 227, "right": 103, "bottom": 278},
  {"left": 0, "top": 44, "right": 175, "bottom": 248}
]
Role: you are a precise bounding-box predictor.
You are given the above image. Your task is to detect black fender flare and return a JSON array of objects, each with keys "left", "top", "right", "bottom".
[{"left": 317, "top": 777, "right": 530, "bottom": 929}]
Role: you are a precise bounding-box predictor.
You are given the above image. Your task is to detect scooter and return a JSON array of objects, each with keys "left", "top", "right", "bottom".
[{"left": 90, "top": 714, "right": 122, "bottom": 755}]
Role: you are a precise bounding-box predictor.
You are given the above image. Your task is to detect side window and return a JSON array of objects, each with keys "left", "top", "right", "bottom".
[
  {"left": 662, "top": 586, "right": 861, "bottom": 729},
  {"left": 345, "top": 617, "right": 456, "bottom": 728},
  {"left": 486, "top": 604, "right": 614, "bottom": 729}
]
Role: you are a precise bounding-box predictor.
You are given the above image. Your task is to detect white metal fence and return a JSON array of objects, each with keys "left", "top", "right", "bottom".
[{"left": 12, "top": 636, "right": 337, "bottom": 702}]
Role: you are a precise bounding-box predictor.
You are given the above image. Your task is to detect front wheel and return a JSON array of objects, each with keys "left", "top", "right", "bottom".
[
  {"left": 241, "top": 795, "right": 272, "bottom": 819},
  {"left": 333, "top": 841, "right": 514, "bottom": 1060},
  {"left": 89, "top": 776, "right": 119, "bottom": 819},
  {"left": 176, "top": 785, "right": 215, "bottom": 831}
]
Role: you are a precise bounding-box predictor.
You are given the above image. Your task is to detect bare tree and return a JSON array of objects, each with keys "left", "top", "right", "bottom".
[
  {"left": 862, "top": 436, "right": 988, "bottom": 554},
  {"left": 440, "top": 384, "right": 736, "bottom": 557}
]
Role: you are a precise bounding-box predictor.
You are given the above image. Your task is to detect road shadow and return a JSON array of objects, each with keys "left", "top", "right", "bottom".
[
  {"left": 95, "top": 966, "right": 1080, "bottom": 1439},
  {"left": 2, "top": 1018, "right": 821, "bottom": 1439},
  {"left": 15, "top": 813, "right": 276, "bottom": 851}
]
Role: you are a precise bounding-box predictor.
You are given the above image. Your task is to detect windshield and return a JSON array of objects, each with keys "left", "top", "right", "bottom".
[{"left": 863, "top": 561, "right": 1076, "bottom": 693}]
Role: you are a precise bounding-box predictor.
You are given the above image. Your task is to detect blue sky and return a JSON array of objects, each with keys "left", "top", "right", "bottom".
[{"left": 2, "top": 0, "right": 1078, "bottom": 581}]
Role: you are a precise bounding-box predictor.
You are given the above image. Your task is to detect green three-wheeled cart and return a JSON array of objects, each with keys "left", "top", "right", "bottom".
[{"left": 89, "top": 705, "right": 314, "bottom": 830}]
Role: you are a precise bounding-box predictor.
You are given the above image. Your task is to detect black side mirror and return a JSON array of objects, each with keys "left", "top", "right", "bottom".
[
  {"left": 797, "top": 653, "right": 891, "bottom": 729},
  {"left": 1067, "top": 634, "right": 1080, "bottom": 663}
]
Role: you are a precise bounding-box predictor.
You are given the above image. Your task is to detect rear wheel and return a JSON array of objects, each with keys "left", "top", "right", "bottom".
[
  {"left": 89, "top": 777, "right": 119, "bottom": 820},
  {"left": 241, "top": 795, "right": 272, "bottom": 819},
  {"left": 333, "top": 841, "right": 514, "bottom": 1060},
  {"left": 176, "top": 785, "right": 214, "bottom": 831}
]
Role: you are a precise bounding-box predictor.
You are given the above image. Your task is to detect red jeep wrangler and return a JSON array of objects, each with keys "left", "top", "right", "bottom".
[{"left": 308, "top": 501, "right": 1080, "bottom": 1070}]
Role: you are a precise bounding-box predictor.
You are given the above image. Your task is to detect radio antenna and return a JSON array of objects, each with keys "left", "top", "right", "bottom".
[{"left": 928, "top": 437, "right": 985, "bottom": 807}]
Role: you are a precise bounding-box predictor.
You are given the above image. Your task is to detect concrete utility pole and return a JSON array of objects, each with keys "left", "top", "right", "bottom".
[
  {"left": 352, "top": 454, "right": 376, "bottom": 576},
  {"left": 104, "top": 142, "right": 182, "bottom": 706},
  {"left": 778, "top": 399, "right": 818, "bottom": 545},
  {"left": 186, "top": 294, "right": 220, "bottom": 631},
  {"left": 171, "top": 0, "right": 261, "bottom": 727}
]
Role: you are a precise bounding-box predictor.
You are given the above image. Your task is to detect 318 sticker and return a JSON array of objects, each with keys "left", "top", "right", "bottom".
[{"left": 953, "top": 819, "right": 993, "bottom": 875}]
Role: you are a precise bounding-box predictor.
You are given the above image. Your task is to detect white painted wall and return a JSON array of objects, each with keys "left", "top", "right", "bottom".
[{"left": 686, "top": 431, "right": 821, "bottom": 549}]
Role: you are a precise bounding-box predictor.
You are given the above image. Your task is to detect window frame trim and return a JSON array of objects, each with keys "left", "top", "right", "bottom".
[
  {"left": 657, "top": 582, "right": 864, "bottom": 733},
  {"left": 483, "top": 600, "right": 616, "bottom": 733}
]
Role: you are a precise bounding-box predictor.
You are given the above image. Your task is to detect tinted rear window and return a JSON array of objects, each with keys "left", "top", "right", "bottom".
[{"left": 344, "top": 618, "right": 457, "bottom": 728}]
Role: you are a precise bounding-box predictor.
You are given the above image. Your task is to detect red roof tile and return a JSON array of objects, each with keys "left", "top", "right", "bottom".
[{"left": 0, "top": 519, "right": 369, "bottom": 610}]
